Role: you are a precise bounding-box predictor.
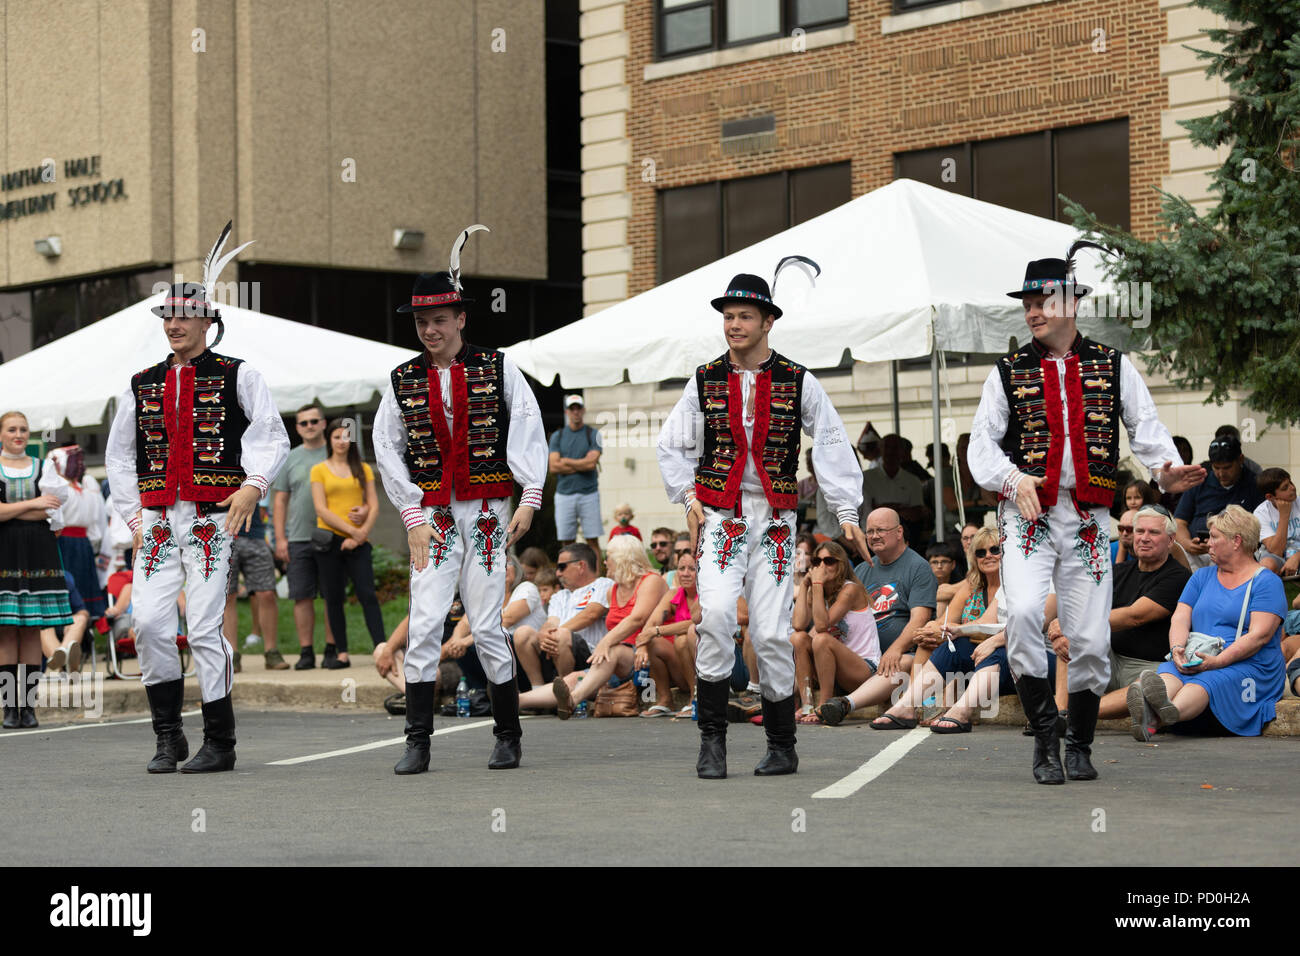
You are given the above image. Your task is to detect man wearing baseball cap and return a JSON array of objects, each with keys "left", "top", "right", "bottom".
[
  {"left": 1174, "top": 433, "right": 1264, "bottom": 570},
  {"left": 548, "top": 393, "right": 603, "bottom": 547}
]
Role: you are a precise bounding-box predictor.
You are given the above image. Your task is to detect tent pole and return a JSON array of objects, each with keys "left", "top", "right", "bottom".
[
  {"left": 890, "top": 361, "right": 900, "bottom": 436},
  {"left": 931, "top": 348, "right": 943, "bottom": 545}
]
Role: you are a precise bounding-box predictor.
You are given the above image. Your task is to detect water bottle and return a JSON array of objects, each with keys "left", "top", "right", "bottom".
[
  {"left": 575, "top": 700, "right": 589, "bottom": 719},
  {"left": 691, "top": 696, "right": 698, "bottom": 721},
  {"left": 634, "top": 666, "right": 650, "bottom": 688},
  {"left": 456, "top": 676, "right": 470, "bottom": 718},
  {"left": 801, "top": 676, "right": 815, "bottom": 715}
]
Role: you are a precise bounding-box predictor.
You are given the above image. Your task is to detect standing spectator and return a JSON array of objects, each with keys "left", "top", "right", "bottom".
[
  {"left": 857, "top": 422, "right": 882, "bottom": 471},
  {"left": 861, "top": 434, "right": 925, "bottom": 548},
  {"left": 514, "top": 542, "right": 611, "bottom": 686},
  {"left": 271, "top": 404, "right": 334, "bottom": 670},
  {"left": 608, "top": 503, "right": 642, "bottom": 542},
  {"left": 921, "top": 441, "right": 959, "bottom": 535},
  {"left": 1175, "top": 434, "right": 1263, "bottom": 570},
  {"left": 548, "top": 394, "right": 602, "bottom": 546},
  {"left": 815, "top": 508, "right": 936, "bottom": 723},
  {"left": 310, "top": 419, "right": 384, "bottom": 668},
  {"left": 955, "top": 433, "right": 994, "bottom": 528},
  {"left": 47, "top": 445, "right": 108, "bottom": 620},
  {"left": 223, "top": 497, "right": 286, "bottom": 671},
  {"left": 1253, "top": 468, "right": 1300, "bottom": 577},
  {"left": 0, "top": 410, "right": 72, "bottom": 728},
  {"left": 647, "top": 527, "right": 675, "bottom": 572},
  {"left": 901, "top": 438, "right": 933, "bottom": 484},
  {"left": 1128, "top": 505, "right": 1285, "bottom": 740}
]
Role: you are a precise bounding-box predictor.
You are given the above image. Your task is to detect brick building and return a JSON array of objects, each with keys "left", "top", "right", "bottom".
[{"left": 573, "top": 0, "right": 1296, "bottom": 538}]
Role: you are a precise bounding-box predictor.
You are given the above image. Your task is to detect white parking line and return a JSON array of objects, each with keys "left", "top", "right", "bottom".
[
  {"left": 812, "top": 727, "right": 929, "bottom": 799},
  {"left": 0, "top": 709, "right": 202, "bottom": 738},
  {"left": 267, "top": 719, "right": 500, "bottom": 765}
]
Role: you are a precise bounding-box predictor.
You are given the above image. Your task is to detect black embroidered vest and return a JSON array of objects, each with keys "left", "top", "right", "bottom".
[
  {"left": 694, "top": 351, "right": 803, "bottom": 511},
  {"left": 132, "top": 350, "right": 249, "bottom": 507},
  {"left": 996, "top": 334, "right": 1122, "bottom": 508},
  {"left": 390, "top": 343, "right": 513, "bottom": 505}
]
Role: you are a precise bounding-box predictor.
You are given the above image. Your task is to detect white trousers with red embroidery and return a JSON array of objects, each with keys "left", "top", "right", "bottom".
[
  {"left": 695, "top": 492, "right": 798, "bottom": 700},
  {"left": 132, "top": 499, "right": 235, "bottom": 703},
  {"left": 405, "top": 497, "right": 514, "bottom": 686},
  {"left": 998, "top": 494, "right": 1113, "bottom": 696}
]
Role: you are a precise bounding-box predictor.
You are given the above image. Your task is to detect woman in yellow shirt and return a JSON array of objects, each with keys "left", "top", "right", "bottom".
[{"left": 310, "top": 419, "right": 384, "bottom": 668}]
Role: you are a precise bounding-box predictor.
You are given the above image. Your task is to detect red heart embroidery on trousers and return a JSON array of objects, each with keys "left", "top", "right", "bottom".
[
  {"left": 476, "top": 514, "right": 498, "bottom": 537},
  {"left": 721, "top": 519, "right": 746, "bottom": 539},
  {"left": 150, "top": 526, "right": 170, "bottom": 544},
  {"left": 191, "top": 521, "right": 219, "bottom": 544},
  {"left": 432, "top": 512, "right": 455, "bottom": 536},
  {"left": 766, "top": 525, "right": 790, "bottom": 545}
]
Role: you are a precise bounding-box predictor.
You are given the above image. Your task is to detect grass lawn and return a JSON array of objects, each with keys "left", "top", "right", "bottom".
[{"left": 233, "top": 595, "right": 409, "bottom": 657}]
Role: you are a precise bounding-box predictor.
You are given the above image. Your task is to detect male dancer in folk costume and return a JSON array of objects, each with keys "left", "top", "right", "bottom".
[
  {"left": 657, "top": 258, "right": 867, "bottom": 779},
  {"left": 968, "top": 242, "right": 1205, "bottom": 785},
  {"left": 374, "top": 225, "right": 547, "bottom": 775},
  {"left": 106, "top": 221, "right": 289, "bottom": 773}
]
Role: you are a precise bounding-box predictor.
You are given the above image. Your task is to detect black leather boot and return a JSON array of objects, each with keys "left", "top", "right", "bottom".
[
  {"left": 754, "top": 695, "right": 799, "bottom": 776},
  {"left": 486, "top": 680, "right": 522, "bottom": 769},
  {"left": 394, "top": 680, "right": 435, "bottom": 775},
  {"left": 695, "top": 677, "right": 729, "bottom": 779},
  {"left": 180, "top": 695, "right": 237, "bottom": 773},
  {"left": 1015, "top": 676, "right": 1064, "bottom": 785},
  {"left": 1, "top": 663, "right": 17, "bottom": 728},
  {"left": 144, "top": 678, "right": 189, "bottom": 773},
  {"left": 1064, "top": 690, "right": 1100, "bottom": 781}
]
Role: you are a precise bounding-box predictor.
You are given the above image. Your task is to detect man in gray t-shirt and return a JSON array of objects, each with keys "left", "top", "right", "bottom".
[
  {"left": 271, "top": 404, "right": 333, "bottom": 669},
  {"left": 548, "top": 395, "right": 603, "bottom": 545}
]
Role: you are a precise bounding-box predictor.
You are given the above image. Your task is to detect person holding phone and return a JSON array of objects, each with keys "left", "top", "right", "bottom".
[{"left": 1175, "top": 434, "right": 1263, "bottom": 571}]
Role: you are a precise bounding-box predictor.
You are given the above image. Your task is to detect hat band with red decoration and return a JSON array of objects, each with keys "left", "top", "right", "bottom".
[
  {"left": 410, "top": 292, "right": 462, "bottom": 308},
  {"left": 723, "top": 289, "right": 774, "bottom": 306}
]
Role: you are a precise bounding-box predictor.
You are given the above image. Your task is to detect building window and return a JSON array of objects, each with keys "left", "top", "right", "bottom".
[
  {"left": 894, "top": 119, "right": 1130, "bottom": 231},
  {"left": 891, "top": 0, "right": 957, "bottom": 12},
  {"left": 656, "top": 0, "right": 848, "bottom": 60},
  {"left": 658, "top": 162, "right": 851, "bottom": 281}
]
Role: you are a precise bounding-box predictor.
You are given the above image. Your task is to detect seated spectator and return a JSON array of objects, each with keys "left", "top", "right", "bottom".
[
  {"left": 103, "top": 564, "right": 136, "bottom": 649},
  {"left": 790, "top": 541, "right": 878, "bottom": 723},
  {"left": 664, "top": 533, "right": 692, "bottom": 588},
  {"left": 502, "top": 556, "right": 555, "bottom": 640},
  {"left": 1289, "top": 643, "right": 1300, "bottom": 698},
  {"left": 926, "top": 542, "right": 960, "bottom": 622},
  {"left": 514, "top": 542, "right": 611, "bottom": 688},
  {"left": 647, "top": 527, "right": 675, "bottom": 573},
  {"left": 862, "top": 527, "right": 1012, "bottom": 732},
  {"left": 644, "top": 552, "right": 700, "bottom": 717},
  {"left": 1113, "top": 509, "right": 1138, "bottom": 566},
  {"left": 953, "top": 522, "right": 981, "bottom": 579},
  {"left": 1124, "top": 478, "right": 1160, "bottom": 513},
  {"left": 1161, "top": 436, "right": 1196, "bottom": 515},
  {"left": 1127, "top": 505, "right": 1286, "bottom": 740},
  {"left": 41, "top": 570, "right": 90, "bottom": 674},
  {"left": 1213, "top": 424, "right": 1262, "bottom": 474},
  {"left": 518, "top": 536, "right": 667, "bottom": 716},
  {"left": 1175, "top": 434, "right": 1263, "bottom": 569},
  {"left": 518, "top": 547, "right": 552, "bottom": 583},
  {"left": 608, "top": 503, "right": 642, "bottom": 543},
  {"left": 860, "top": 436, "right": 926, "bottom": 549},
  {"left": 814, "top": 508, "right": 936, "bottom": 722},
  {"left": 1050, "top": 504, "right": 1190, "bottom": 720},
  {"left": 1253, "top": 467, "right": 1299, "bottom": 578}
]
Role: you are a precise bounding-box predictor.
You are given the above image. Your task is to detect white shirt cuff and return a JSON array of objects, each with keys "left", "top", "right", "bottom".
[
  {"left": 835, "top": 508, "right": 859, "bottom": 528},
  {"left": 519, "top": 487, "right": 543, "bottom": 510},
  {"left": 241, "top": 475, "right": 270, "bottom": 497},
  {"left": 400, "top": 506, "right": 427, "bottom": 531}
]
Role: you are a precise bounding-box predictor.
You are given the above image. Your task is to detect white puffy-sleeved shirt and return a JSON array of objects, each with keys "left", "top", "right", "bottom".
[
  {"left": 968, "top": 351, "right": 1180, "bottom": 498},
  {"left": 372, "top": 352, "right": 547, "bottom": 530},
  {"left": 656, "top": 359, "right": 863, "bottom": 527},
  {"left": 104, "top": 361, "right": 290, "bottom": 532}
]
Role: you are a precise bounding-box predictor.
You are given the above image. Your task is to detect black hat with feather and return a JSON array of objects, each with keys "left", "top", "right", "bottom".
[
  {"left": 711, "top": 255, "right": 821, "bottom": 320},
  {"left": 396, "top": 224, "right": 489, "bottom": 313},
  {"left": 152, "top": 220, "right": 254, "bottom": 350},
  {"left": 1007, "top": 240, "right": 1110, "bottom": 300}
]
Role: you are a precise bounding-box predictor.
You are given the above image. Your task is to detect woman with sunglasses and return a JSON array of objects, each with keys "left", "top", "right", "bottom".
[
  {"left": 791, "top": 541, "right": 877, "bottom": 724},
  {"left": 643, "top": 552, "right": 702, "bottom": 717},
  {"left": 854, "top": 527, "right": 1015, "bottom": 733},
  {"left": 310, "top": 418, "right": 385, "bottom": 667}
]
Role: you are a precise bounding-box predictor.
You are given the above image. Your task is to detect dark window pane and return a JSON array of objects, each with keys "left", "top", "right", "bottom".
[
  {"left": 724, "top": 173, "right": 786, "bottom": 253},
  {"left": 795, "top": 0, "right": 848, "bottom": 27},
  {"left": 974, "top": 132, "right": 1051, "bottom": 219},
  {"left": 662, "top": 6, "right": 711, "bottom": 55},
  {"left": 545, "top": 0, "right": 579, "bottom": 43},
  {"left": 545, "top": 40, "right": 580, "bottom": 172},
  {"left": 547, "top": 213, "right": 582, "bottom": 283},
  {"left": 725, "top": 0, "right": 779, "bottom": 43},
  {"left": 661, "top": 183, "right": 720, "bottom": 280},
  {"left": 791, "top": 162, "right": 851, "bottom": 224},
  {"left": 79, "top": 275, "right": 130, "bottom": 328},
  {"left": 0, "top": 291, "right": 33, "bottom": 364},
  {"left": 129, "top": 268, "right": 173, "bottom": 303},
  {"left": 896, "top": 145, "right": 971, "bottom": 196},
  {"left": 316, "top": 270, "right": 389, "bottom": 342},
  {"left": 32, "top": 284, "right": 78, "bottom": 349},
  {"left": 1055, "top": 119, "right": 1129, "bottom": 231},
  {"left": 240, "top": 264, "right": 315, "bottom": 324}
]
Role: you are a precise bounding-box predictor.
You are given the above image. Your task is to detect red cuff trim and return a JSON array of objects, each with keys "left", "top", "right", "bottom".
[
  {"left": 401, "top": 506, "right": 426, "bottom": 531},
  {"left": 127, "top": 513, "right": 142, "bottom": 533},
  {"left": 242, "top": 475, "right": 269, "bottom": 496},
  {"left": 519, "top": 489, "right": 543, "bottom": 509}
]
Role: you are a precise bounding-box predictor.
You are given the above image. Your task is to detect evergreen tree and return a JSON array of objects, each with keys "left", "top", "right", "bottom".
[{"left": 1066, "top": 0, "right": 1300, "bottom": 426}]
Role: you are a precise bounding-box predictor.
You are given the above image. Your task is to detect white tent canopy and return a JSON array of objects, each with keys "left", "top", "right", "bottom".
[
  {"left": 0, "top": 293, "right": 418, "bottom": 431},
  {"left": 504, "top": 178, "right": 1128, "bottom": 387}
]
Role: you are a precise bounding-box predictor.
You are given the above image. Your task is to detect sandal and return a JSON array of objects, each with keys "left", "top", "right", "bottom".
[
  {"left": 552, "top": 676, "right": 575, "bottom": 720},
  {"left": 675, "top": 703, "right": 694, "bottom": 719},
  {"left": 930, "top": 715, "right": 972, "bottom": 734},
  {"left": 640, "top": 704, "right": 673, "bottom": 718},
  {"left": 817, "top": 696, "right": 852, "bottom": 727},
  {"left": 870, "top": 712, "right": 918, "bottom": 730}
]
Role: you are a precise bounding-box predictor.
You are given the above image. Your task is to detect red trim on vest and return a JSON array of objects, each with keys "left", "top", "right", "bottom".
[
  {"left": 751, "top": 371, "right": 776, "bottom": 503},
  {"left": 451, "top": 363, "right": 471, "bottom": 497},
  {"left": 1040, "top": 358, "right": 1065, "bottom": 508},
  {"left": 425, "top": 367, "right": 454, "bottom": 506},
  {"left": 1064, "top": 354, "right": 1090, "bottom": 496}
]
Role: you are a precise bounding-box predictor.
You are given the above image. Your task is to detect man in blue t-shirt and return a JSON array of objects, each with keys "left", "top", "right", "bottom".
[
  {"left": 548, "top": 395, "right": 603, "bottom": 546},
  {"left": 1175, "top": 434, "right": 1263, "bottom": 570}
]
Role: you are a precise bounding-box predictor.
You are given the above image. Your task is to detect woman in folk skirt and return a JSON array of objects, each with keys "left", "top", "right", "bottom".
[{"left": 0, "top": 411, "right": 74, "bottom": 728}]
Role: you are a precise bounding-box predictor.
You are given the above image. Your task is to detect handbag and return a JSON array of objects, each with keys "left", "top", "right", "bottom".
[
  {"left": 310, "top": 527, "right": 335, "bottom": 553},
  {"left": 1170, "top": 567, "right": 1262, "bottom": 666},
  {"left": 593, "top": 677, "right": 639, "bottom": 717}
]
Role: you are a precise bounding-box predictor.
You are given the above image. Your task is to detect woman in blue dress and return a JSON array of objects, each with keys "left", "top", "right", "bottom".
[{"left": 1127, "top": 505, "right": 1286, "bottom": 739}]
